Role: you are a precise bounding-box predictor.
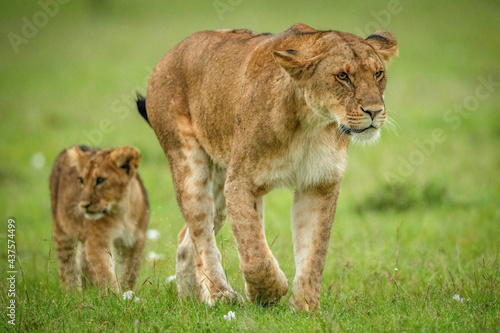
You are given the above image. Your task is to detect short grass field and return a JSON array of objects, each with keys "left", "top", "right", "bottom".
[{"left": 1, "top": 0, "right": 499, "bottom": 331}]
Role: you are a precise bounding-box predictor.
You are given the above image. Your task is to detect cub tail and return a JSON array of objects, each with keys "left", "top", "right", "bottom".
[{"left": 136, "top": 93, "right": 150, "bottom": 126}]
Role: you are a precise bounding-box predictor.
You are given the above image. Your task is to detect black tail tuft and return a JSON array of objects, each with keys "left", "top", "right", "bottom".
[{"left": 136, "top": 93, "right": 150, "bottom": 126}]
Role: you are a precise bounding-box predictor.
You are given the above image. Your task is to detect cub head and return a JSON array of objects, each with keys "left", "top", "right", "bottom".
[
  {"left": 273, "top": 27, "right": 398, "bottom": 142},
  {"left": 67, "top": 145, "right": 141, "bottom": 220}
]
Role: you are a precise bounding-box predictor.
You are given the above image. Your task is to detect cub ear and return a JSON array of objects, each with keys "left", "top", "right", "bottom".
[
  {"left": 67, "top": 145, "right": 85, "bottom": 172},
  {"left": 272, "top": 50, "right": 318, "bottom": 80},
  {"left": 288, "top": 23, "right": 317, "bottom": 34},
  {"left": 110, "top": 146, "right": 141, "bottom": 177},
  {"left": 366, "top": 30, "right": 398, "bottom": 63}
]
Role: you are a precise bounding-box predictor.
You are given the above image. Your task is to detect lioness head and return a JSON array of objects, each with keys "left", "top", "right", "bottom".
[
  {"left": 273, "top": 28, "right": 398, "bottom": 142},
  {"left": 67, "top": 145, "right": 141, "bottom": 220}
]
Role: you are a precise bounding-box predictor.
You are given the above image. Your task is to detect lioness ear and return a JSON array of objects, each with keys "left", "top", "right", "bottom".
[
  {"left": 111, "top": 146, "right": 141, "bottom": 177},
  {"left": 67, "top": 145, "right": 85, "bottom": 172},
  {"left": 366, "top": 30, "right": 398, "bottom": 63},
  {"left": 272, "top": 50, "right": 318, "bottom": 80}
]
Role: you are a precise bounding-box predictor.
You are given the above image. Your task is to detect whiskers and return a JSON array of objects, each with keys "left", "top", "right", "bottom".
[
  {"left": 384, "top": 110, "right": 400, "bottom": 137},
  {"left": 333, "top": 115, "right": 351, "bottom": 143}
]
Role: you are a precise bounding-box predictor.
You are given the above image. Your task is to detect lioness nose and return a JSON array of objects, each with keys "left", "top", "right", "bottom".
[{"left": 361, "top": 106, "right": 383, "bottom": 120}]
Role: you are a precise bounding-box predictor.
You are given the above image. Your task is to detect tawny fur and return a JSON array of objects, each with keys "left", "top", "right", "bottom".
[
  {"left": 142, "top": 23, "right": 397, "bottom": 311},
  {"left": 49, "top": 145, "right": 149, "bottom": 293}
]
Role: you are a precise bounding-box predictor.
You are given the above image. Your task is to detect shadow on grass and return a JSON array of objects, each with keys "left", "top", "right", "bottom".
[{"left": 356, "top": 181, "right": 451, "bottom": 213}]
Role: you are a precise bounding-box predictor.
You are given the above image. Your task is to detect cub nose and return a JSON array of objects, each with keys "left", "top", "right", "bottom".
[
  {"left": 361, "top": 106, "right": 383, "bottom": 120},
  {"left": 80, "top": 201, "right": 92, "bottom": 210}
]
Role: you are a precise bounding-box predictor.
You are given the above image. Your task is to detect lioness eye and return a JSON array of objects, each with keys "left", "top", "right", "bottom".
[
  {"left": 337, "top": 72, "right": 350, "bottom": 83},
  {"left": 77, "top": 177, "right": 84, "bottom": 185},
  {"left": 375, "top": 71, "right": 384, "bottom": 79},
  {"left": 96, "top": 177, "right": 106, "bottom": 185}
]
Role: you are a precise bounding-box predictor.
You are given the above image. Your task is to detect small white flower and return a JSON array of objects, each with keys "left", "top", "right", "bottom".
[
  {"left": 31, "top": 152, "right": 45, "bottom": 170},
  {"left": 146, "top": 251, "right": 164, "bottom": 261},
  {"left": 146, "top": 229, "right": 160, "bottom": 240},
  {"left": 394, "top": 268, "right": 398, "bottom": 271},
  {"left": 123, "top": 290, "right": 135, "bottom": 300},
  {"left": 166, "top": 275, "right": 176, "bottom": 284},
  {"left": 224, "top": 311, "right": 236, "bottom": 321},
  {"left": 452, "top": 294, "right": 464, "bottom": 302},
  {"left": 123, "top": 290, "right": 140, "bottom": 302}
]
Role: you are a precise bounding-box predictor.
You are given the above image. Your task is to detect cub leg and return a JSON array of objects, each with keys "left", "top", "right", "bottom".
[
  {"left": 53, "top": 223, "right": 81, "bottom": 290},
  {"left": 224, "top": 178, "right": 288, "bottom": 305},
  {"left": 54, "top": 236, "right": 81, "bottom": 289},
  {"left": 116, "top": 236, "right": 146, "bottom": 291},
  {"left": 76, "top": 241, "right": 89, "bottom": 289},
  {"left": 290, "top": 184, "right": 340, "bottom": 311},
  {"left": 85, "top": 225, "right": 120, "bottom": 293}
]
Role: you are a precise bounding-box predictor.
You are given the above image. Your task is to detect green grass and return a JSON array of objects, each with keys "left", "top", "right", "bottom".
[{"left": 0, "top": 0, "right": 499, "bottom": 331}]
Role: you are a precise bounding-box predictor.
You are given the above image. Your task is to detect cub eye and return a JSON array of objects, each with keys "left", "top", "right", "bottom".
[
  {"left": 337, "top": 72, "right": 350, "bottom": 82},
  {"left": 96, "top": 177, "right": 106, "bottom": 185},
  {"left": 374, "top": 71, "right": 384, "bottom": 79},
  {"left": 77, "top": 177, "right": 84, "bottom": 185}
]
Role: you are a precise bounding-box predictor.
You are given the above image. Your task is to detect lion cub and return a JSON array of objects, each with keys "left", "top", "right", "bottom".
[{"left": 49, "top": 145, "right": 149, "bottom": 292}]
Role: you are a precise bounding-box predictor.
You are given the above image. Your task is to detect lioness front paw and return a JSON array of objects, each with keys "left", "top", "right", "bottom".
[
  {"left": 245, "top": 268, "right": 288, "bottom": 305},
  {"left": 289, "top": 294, "right": 319, "bottom": 312},
  {"left": 200, "top": 287, "right": 244, "bottom": 306},
  {"left": 215, "top": 290, "right": 244, "bottom": 304}
]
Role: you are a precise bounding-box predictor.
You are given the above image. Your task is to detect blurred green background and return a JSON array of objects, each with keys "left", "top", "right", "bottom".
[{"left": 0, "top": 0, "right": 499, "bottom": 326}]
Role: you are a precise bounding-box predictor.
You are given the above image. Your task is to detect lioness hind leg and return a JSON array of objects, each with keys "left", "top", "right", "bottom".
[
  {"left": 175, "top": 225, "right": 198, "bottom": 298},
  {"left": 175, "top": 165, "right": 241, "bottom": 303},
  {"left": 162, "top": 126, "right": 236, "bottom": 304},
  {"left": 211, "top": 164, "right": 228, "bottom": 234}
]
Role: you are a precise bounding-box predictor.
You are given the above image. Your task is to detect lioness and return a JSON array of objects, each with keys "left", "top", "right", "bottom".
[
  {"left": 139, "top": 23, "right": 397, "bottom": 311},
  {"left": 49, "top": 145, "right": 149, "bottom": 292}
]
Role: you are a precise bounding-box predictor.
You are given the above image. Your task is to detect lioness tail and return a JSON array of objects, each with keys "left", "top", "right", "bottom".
[{"left": 136, "top": 93, "right": 150, "bottom": 126}]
